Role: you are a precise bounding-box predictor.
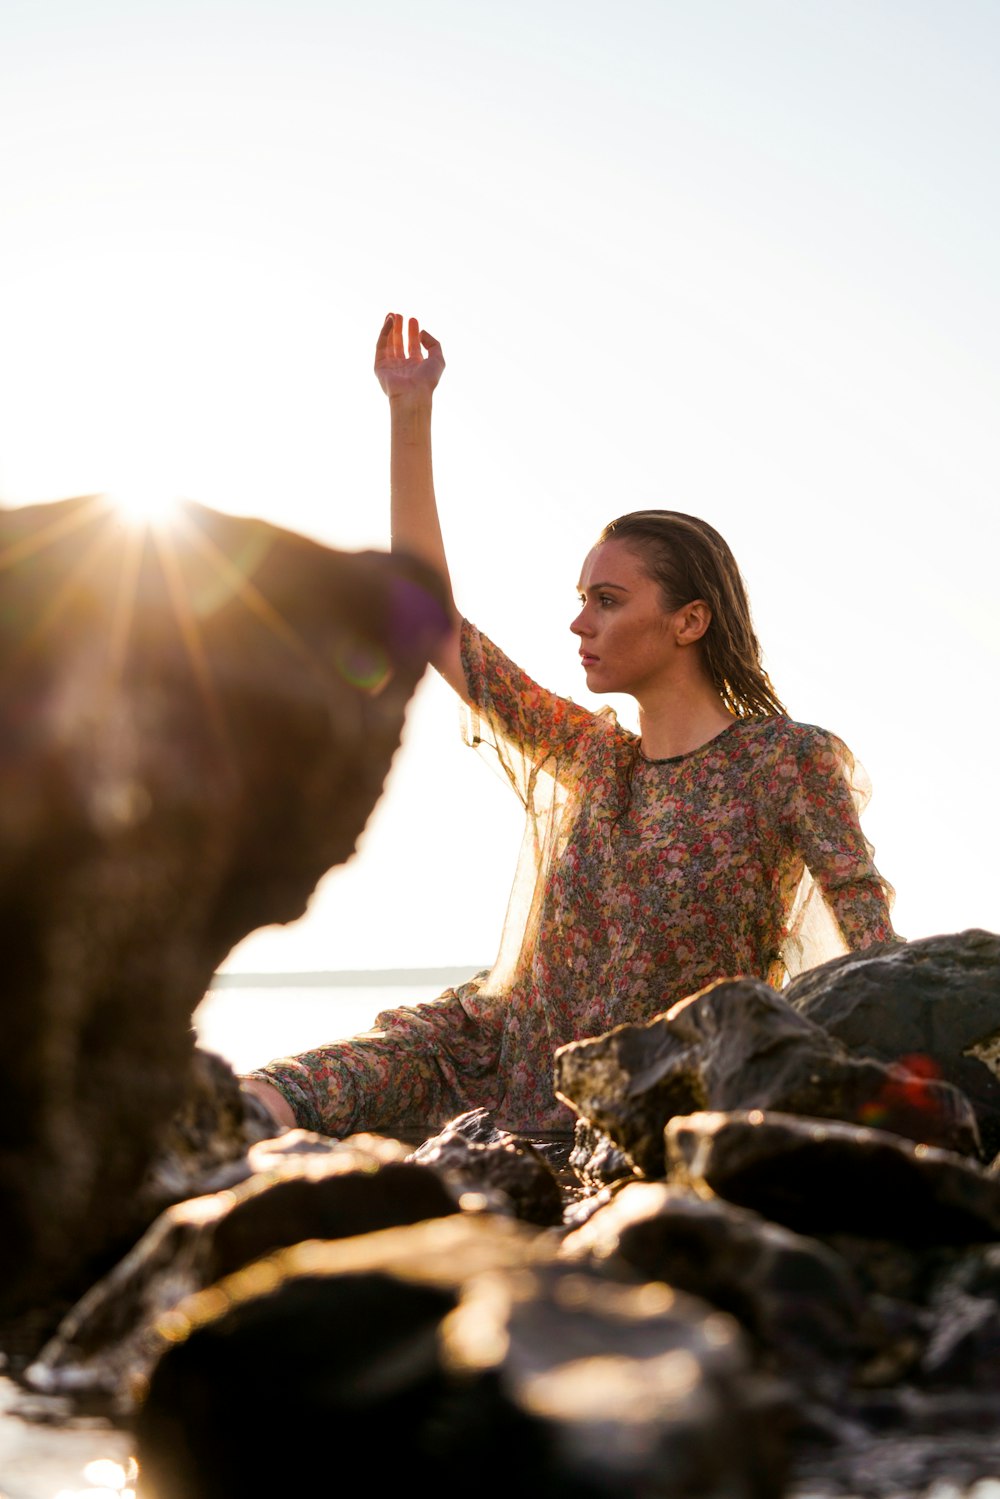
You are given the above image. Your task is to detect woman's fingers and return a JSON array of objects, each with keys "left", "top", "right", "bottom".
[
  {"left": 376, "top": 312, "right": 441, "bottom": 367},
  {"left": 374, "top": 312, "right": 395, "bottom": 369},
  {"left": 420, "top": 328, "right": 445, "bottom": 372},
  {"left": 375, "top": 312, "right": 444, "bottom": 392}
]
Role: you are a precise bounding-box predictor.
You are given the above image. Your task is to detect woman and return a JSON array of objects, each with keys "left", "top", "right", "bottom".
[{"left": 242, "top": 313, "right": 895, "bottom": 1137}]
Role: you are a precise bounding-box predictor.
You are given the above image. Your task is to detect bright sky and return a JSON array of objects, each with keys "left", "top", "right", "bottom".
[{"left": 1, "top": 0, "right": 997, "bottom": 972}]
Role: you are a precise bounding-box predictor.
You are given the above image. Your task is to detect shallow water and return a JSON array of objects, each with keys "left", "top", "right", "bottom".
[{"left": 0, "top": 1376, "right": 133, "bottom": 1499}]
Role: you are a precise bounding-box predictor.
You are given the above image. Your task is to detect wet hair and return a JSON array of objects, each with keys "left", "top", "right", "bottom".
[{"left": 599, "top": 510, "right": 786, "bottom": 718}]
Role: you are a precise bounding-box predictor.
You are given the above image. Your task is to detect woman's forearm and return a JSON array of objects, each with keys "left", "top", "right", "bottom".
[
  {"left": 375, "top": 314, "right": 465, "bottom": 691},
  {"left": 389, "top": 397, "right": 456, "bottom": 617}
]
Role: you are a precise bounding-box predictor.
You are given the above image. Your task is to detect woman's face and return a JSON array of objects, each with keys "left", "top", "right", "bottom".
[{"left": 571, "top": 537, "right": 689, "bottom": 697}]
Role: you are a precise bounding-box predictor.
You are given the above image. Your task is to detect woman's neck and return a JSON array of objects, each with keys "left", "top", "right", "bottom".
[{"left": 636, "top": 683, "right": 736, "bottom": 761}]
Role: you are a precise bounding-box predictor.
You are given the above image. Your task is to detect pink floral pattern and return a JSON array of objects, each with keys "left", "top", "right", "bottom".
[{"left": 251, "top": 622, "right": 894, "bottom": 1135}]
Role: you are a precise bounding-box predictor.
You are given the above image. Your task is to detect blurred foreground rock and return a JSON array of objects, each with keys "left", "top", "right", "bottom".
[
  {"left": 0, "top": 494, "right": 447, "bottom": 1316},
  {"left": 25, "top": 1132, "right": 461, "bottom": 1407},
  {"left": 133, "top": 1216, "right": 789, "bottom": 1499}
]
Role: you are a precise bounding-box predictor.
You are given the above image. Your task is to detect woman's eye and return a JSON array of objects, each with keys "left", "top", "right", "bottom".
[{"left": 599, "top": 595, "right": 616, "bottom": 607}]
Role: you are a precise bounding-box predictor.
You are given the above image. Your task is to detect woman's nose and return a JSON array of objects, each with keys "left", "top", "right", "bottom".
[{"left": 570, "top": 607, "right": 589, "bottom": 636}]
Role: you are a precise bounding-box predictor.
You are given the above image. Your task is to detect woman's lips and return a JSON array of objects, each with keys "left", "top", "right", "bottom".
[{"left": 580, "top": 652, "right": 599, "bottom": 665}]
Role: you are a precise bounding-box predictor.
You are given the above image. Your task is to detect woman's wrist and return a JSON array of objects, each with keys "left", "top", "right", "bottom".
[
  {"left": 388, "top": 390, "right": 433, "bottom": 418},
  {"left": 389, "top": 400, "right": 433, "bottom": 448}
]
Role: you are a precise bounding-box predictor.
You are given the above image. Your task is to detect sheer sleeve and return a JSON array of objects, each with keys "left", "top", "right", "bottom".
[
  {"left": 459, "top": 619, "right": 599, "bottom": 807},
  {"left": 459, "top": 620, "right": 623, "bottom": 995},
  {"left": 782, "top": 728, "right": 897, "bottom": 978}
]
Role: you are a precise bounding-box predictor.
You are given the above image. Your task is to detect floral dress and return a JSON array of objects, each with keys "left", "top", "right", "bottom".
[{"left": 248, "top": 620, "right": 895, "bottom": 1136}]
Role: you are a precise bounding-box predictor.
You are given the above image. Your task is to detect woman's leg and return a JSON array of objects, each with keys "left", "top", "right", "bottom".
[{"left": 242, "top": 980, "right": 503, "bottom": 1138}]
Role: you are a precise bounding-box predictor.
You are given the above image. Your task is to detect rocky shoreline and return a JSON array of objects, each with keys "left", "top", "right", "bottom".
[{"left": 2, "top": 929, "right": 998, "bottom": 1499}]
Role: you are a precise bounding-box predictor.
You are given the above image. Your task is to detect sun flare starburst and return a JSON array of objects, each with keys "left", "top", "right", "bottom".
[{"left": 108, "top": 485, "right": 180, "bottom": 530}]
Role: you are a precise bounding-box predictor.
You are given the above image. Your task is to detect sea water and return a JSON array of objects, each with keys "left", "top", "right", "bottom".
[{"left": 194, "top": 968, "right": 487, "bottom": 1075}]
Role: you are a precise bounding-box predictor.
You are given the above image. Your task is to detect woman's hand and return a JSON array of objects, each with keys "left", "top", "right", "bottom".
[
  {"left": 239, "top": 1077, "right": 297, "bottom": 1130},
  {"left": 374, "top": 313, "right": 445, "bottom": 404}
]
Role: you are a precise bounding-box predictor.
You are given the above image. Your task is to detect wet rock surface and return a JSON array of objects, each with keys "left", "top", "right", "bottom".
[
  {"left": 409, "top": 1107, "right": 566, "bottom": 1226},
  {"left": 554, "top": 976, "right": 981, "bottom": 1178},
  {"left": 132, "top": 1215, "right": 790, "bottom": 1499},
  {"left": 0, "top": 494, "right": 447, "bottom": 1318},
  {"left": 664, "top": 1111, "right": 1000, "bottom": 1244},
  {"left": 560, "top": 1180, "right": 868, "bottom": 1393},
  {"left": 567, "top": 1118, "right": 636, "bottom": 1191},
  {"left": 25, "top": 1131, "right": 461, "bottom": 1409},
  {"left": 786, "top": 929, "right": 1000, "bottom": 1159}
]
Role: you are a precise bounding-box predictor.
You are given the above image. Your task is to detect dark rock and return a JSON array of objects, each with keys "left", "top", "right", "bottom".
[
  {"left": 137, "top": 1047, "right": 277, "bottom": 1214},
  {"left": 133, "top": 1214, "right": 790, "bottom": 1499},
  {"left": 561, "top": 1181, "right": 619, "bottom": 1233},
  {"left": 0, "top": 494, "right": 447, "bottom": 1315},
  {"left": 410, "top": 1109, "right": 564, "bottom": 1226},
  {"left": 850, "top": 1293, "right": 930, "bottom": 1389},
  {"left": 422, "top": 1107, "right": 578, "bottom": 1185},
  {"left": 560, "top": 1179, "right": 867, "bottom": 1391},
  {"left": 666, "top": 1110, "right": 1000, "bottom": 1244},
  {"left": 919, "top": 1289, "right": 1000, "bottom": 1387},
  {"left": 554, "top": 977, "right": 980, "bottom": 1178},
  {"left": 26, "top": 1131, "right": 459, "bottom": 1406},
  {"left": 789, "top": 1395, "right": 1000, "bottom": 1498},
  {"left": 205, "top": 1144, "right": 460, "bottom": 1282},
  {"left": 567, "top": 1118, "right": 637, "bottom": 1191},
  {"left": 787, "top": 928, "right": 1000, "bottom": 1159},
  {"left": 430, "top": 1106, "right": 510, "bottom": 1146},
  {"left": 928, "top": 1241, "right": 1000, "bottom": 1302},
  {"left": 919, "top": 1245, "right": 1000, "bottom": 1388},
  {"left": 818, "top": 1234, "right": 941, "bottom": 1305}
]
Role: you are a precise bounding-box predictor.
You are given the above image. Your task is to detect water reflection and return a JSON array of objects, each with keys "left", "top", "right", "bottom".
[{"left": 53, "top": 1454, "right": 137, "bottom": 1499}]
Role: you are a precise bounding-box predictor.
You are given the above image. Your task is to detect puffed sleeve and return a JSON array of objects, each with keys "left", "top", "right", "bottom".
[
  {"left": 782, "top": 727, "right": 896, "bottom": 972},
  {"left": 460, "top": 619, "right": 600, "bottom": 806}
]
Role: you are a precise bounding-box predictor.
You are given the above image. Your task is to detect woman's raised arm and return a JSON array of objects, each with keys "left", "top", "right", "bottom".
[{"left": 374, "top": 312, "right": 466, "bottom": 696}]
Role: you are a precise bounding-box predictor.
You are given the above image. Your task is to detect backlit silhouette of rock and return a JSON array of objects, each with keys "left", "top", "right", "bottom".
[{"left": 0, "top": 494, "right": 447, "bottom": 1314}]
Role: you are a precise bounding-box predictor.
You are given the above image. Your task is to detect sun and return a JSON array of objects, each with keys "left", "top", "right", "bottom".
[{"left": 109, "top": 485, "right": 181, "bottom": 529}]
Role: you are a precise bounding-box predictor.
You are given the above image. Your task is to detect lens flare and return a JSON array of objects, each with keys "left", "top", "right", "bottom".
[{"left": 334, "top": 636, "right": 391, "bottom": 693}]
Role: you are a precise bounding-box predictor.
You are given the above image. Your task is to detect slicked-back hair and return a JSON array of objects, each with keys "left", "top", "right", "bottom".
[{"left": 599, "top": 510, "right": 786, "bottom": 718}]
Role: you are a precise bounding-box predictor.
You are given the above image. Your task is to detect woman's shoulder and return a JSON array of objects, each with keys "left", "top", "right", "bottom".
[
  {"left": 734, "top": 715, "right": 853, "bottom": 767},
  {"left": 726, "top": 717, "right": 869, "bottom": 821}
]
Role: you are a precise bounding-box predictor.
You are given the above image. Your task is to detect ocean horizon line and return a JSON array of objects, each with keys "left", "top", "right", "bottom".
[{"left": 211, "top": 964, "right": 491, "bottom": 989}]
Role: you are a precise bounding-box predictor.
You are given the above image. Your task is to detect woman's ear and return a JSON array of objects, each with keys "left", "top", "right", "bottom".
[{"left": 674, "top": 599, "right": 712, "bottom": 645}]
